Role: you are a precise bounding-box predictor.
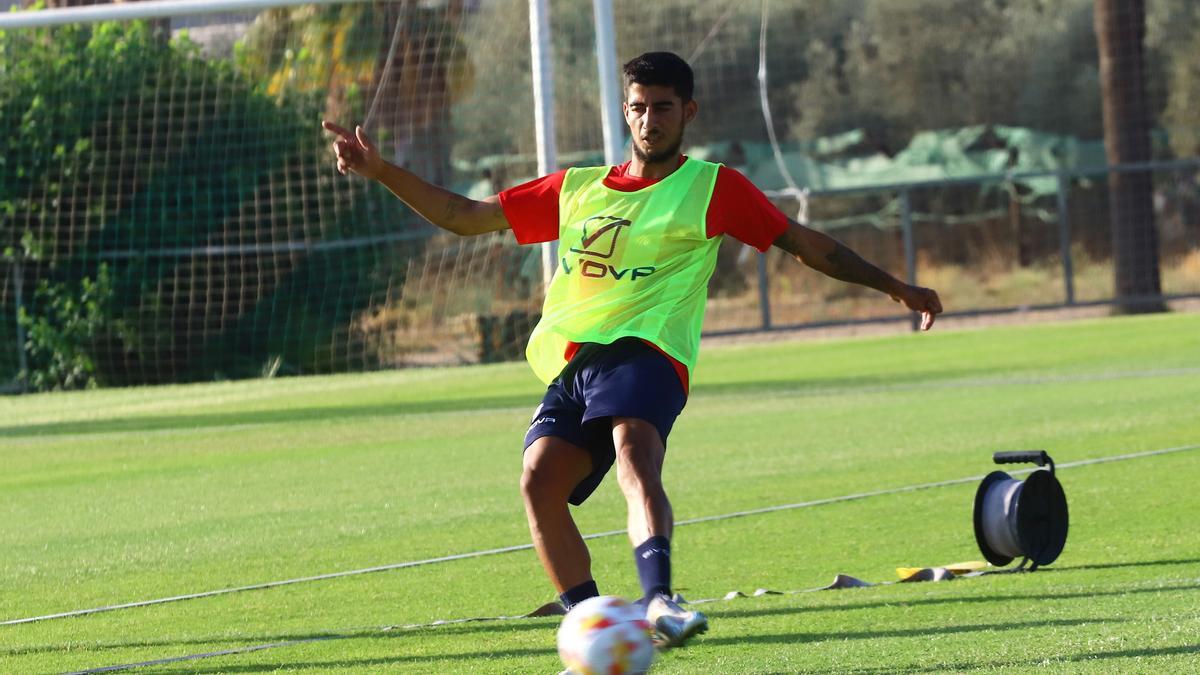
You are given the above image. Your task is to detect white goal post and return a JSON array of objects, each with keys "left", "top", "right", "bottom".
[{"left": 0, "top": 0, "right": 372, "bottom": 28}]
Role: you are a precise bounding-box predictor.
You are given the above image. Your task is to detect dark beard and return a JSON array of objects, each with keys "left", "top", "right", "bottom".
[{"left": 632, "top": 134, "right": 684, "bottom": 165}]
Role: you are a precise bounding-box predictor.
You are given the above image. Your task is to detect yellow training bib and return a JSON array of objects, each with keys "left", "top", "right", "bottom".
[{"left": 525, "top": 158, "right": 722, "bottom": 383}]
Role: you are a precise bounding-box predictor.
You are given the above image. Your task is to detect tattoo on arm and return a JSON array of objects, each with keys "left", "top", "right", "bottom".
[{"left": 441, "top": 194, "right": 468, "bottom": 226}]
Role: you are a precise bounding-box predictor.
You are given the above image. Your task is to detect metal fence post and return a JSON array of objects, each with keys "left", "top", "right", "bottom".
[
  {"left": 1056, "top": 173, "right": 1076, "bottom": 305},
  {"left": 13, "top": 259, "right": 28, "bottom": 379},
  {"left": 900, "top": 189, "right": 918, "bottom": 331},
  {"left": 592, "top": 0, "right": 623, "bottom": 167},
  {"left": 757, "top": 250, "right": 772, "bottom": 330},
  {"left": 529, "top": 0, "right": 559, "bottom": 288}
]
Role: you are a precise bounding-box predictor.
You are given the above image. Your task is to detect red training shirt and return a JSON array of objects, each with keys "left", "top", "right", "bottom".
[{"left": 498, "top": 156, "right": 790, "bottom": 394}]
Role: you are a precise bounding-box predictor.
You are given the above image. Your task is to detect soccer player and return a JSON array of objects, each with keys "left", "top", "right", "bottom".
[{"left": 324, "top": 51, "right": 942, "bottom": 649}]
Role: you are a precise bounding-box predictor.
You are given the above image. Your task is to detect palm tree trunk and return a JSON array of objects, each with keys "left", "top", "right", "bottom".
[{"left": 1094, "top": 0, "right": 1166, "bottom": 313}]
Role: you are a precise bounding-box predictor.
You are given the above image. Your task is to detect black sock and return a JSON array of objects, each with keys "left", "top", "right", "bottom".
[
  {"left": 559, "top": 579, "right": 599, "bottom": 611},
  {"left": 634, "top": 535, "right": 671, "bottom": 600}
]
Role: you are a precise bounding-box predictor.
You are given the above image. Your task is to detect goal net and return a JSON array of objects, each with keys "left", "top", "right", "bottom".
[{"left": 1, "top": 0, "right": 1196, "bottom": 391}]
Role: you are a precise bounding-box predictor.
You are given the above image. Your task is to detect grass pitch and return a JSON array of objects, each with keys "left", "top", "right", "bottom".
[{"left": 2, "top": 313, "right": 1199, "bottom": 673}]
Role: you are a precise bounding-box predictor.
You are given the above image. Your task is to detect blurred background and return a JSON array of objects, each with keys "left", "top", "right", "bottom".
[{"left": 1, "top": 0, "right": 1197, "bottom": 392}]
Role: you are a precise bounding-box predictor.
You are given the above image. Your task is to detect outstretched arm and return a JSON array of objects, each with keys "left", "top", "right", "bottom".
[
  {"left": 773, "top": 219, "right": 943, "bottom": 330},
  {"left": 322, "top": 121, "right": 510, "bottom": 237}
]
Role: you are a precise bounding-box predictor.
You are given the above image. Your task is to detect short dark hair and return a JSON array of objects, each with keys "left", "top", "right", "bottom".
[{"left": 622, "top": 51, "right": 694, "bottom": 102}]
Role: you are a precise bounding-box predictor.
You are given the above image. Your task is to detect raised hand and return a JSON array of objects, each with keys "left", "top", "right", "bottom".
[{"left": 322, "top": 121, "right": 384, "bottom": 180}]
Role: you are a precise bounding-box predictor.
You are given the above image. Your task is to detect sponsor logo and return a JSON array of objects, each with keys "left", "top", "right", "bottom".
[
  {"left": 529, "top": 404, "right": 557, "bottom": 429},
  {"left": 569, "top": 216, "right": 630, "bottom": 259},
  {"left": 560, "top": 259, "right": 657, "bottom": 280},
  {"left": 639, "top": 547, "right": 670, "bottom": 560},
  {"left": 562, "top": 215, "right": 657, "bottom": 281}
]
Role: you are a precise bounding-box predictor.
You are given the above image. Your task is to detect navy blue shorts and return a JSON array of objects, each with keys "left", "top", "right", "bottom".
[{"left": 523, "top": 337, "right": 687, "bottom": 506}]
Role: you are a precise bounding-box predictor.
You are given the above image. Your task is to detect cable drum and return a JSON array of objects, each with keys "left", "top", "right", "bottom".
[
  {"left": 973, "top": 451, "right": 1069, "bottom": 570},
  {"left": 979, "top": 476, "right": 1025, "bottom": 559}
]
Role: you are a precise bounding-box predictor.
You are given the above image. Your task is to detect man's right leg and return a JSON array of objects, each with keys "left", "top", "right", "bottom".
[{"left": 521, "top": 436, "right": 597, "bottom": 607}]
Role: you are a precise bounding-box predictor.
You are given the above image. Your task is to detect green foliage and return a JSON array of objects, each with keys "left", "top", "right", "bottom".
[
  {"left": 788, "top": 0, "right": 1103, "bottom": 150},
  {"left": 235, "top": 4, "right": 378, "bottom": 107},
  {"left": 455, "top": 0, "right": 1198, "bottom": 176},
  {"left": 17, "top": 263, "right": 128, "bottom": 391},
  {"left": 778, "top": 0, "right": 1196, "bottom": 157},
  {"left": 1149, "top": 0, "right": 1200, "bottom": 157},
  {"left": 237, "top": 2, "right": 470, "bottom": 186},
  {"left": 449, "top": 3, "right": 535, "bottom": 168},
  {"left": 1, "top": 18, "right": 393, "bottom": 386}
]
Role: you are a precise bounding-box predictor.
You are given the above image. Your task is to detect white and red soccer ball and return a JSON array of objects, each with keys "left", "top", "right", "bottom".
[{"left": 557, "top": 595, "right": 656, "bottom": 674}]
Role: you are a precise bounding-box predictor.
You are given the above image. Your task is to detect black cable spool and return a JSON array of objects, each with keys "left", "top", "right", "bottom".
[{"left": 973, "top": 450, "right": 1069, "bottom": 571}]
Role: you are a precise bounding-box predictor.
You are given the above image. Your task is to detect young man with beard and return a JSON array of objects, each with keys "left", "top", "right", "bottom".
[{"left": 324, "top": 51, "right": 942, "bottom": 649}]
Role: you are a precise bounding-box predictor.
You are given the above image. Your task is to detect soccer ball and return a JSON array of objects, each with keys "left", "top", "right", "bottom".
[{"left": 557, "top": 595, "right": 656, "bottom": 674}]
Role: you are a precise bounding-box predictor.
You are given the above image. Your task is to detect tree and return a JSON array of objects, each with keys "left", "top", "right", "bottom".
[
  {"left": 787, "top": 0, "right": 1103, "bottom": 150},
  {"left": 237, "top": 1, "right": 473, "bottom": 187},
  {"left": 0, "top": 20, "right": 380, "bottom": 388},
  {"left": 1147, "top": 0, "right": 1200, "bottom": 158},
  {"left": 1094, "top": 0, "right": 1165, "bottom": 313}
]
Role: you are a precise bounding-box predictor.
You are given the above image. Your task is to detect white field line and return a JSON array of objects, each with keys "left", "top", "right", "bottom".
[
  {"left": 63, "top": 638, "right": 339, "bottom": 675},
  {"left": 5, "top": 443, "right": 1198, "bottom": 628},
  {"left": 673, "top": 444, "right": 1200, "bottom": 526}
]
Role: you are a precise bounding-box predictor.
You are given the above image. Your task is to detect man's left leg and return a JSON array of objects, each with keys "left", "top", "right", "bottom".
[{"left": 612, "top": 417, "right": 707, "bottom": 648}]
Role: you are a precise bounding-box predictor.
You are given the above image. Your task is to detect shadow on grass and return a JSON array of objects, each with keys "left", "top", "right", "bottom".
[
  {"left": 1047, "top": 557, "right": 1200, "bottom": 572},
  {"left": 0, "top": 396, "right": 535, "bottom": 438},
  {"left": 4, "top": 618, "right": 559, "bottom": 658},
  {"left": 138, "top": 641, "right": 1200, "bottom": 674},
  {"left": 701, "top": 616, "right": 1121, "bottom": 648},
  {"left": 691, "top": 365, "right": 1002, "bottom": 398},
  {"left": 2, "top": 367, "right": 1005, "bottom": 439},
  {"left": 141, "top": 644, "right": 558, "bottom": 674},
  {"left": 711, "top": 581, "right": 1200, "bottom": 621},
  {"left": 12, "top": 580, "right": 1198, "bottom": 659},
  {"left": 69, "top": 641, "right": 557, "bottom": 675},
  {"left": 839, "top": 644, "right": 1200, "bottom": 673},
  {"left": 28, "top": 581, "right": 1200, "bottom": 672}
]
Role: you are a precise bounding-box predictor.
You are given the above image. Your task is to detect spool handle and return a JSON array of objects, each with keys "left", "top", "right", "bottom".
[{"left": 993, "top": 450, "right": 1056, "bottom": 475}]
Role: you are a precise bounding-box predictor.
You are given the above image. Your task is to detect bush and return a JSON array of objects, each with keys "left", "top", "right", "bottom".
[
  {"left": 1, "top": 19, "right": 398, "bottom": 389},
  {"left": 17, "top": 263, "right": 130, "bottom": 391}
]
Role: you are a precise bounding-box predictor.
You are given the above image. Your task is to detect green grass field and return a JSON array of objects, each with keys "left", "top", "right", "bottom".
[{"left": 3, "top": 313, "right": 1199, "bottom": 674}]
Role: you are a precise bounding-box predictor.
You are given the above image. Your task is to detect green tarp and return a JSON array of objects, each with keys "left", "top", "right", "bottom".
[{"left": 732, "top": 126, "right": 1107, "bottom": 196}]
